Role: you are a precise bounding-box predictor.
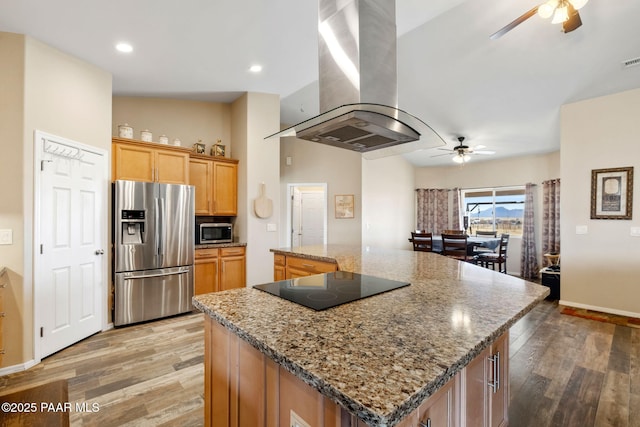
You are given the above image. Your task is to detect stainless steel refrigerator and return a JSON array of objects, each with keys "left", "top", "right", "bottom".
[{"left": 113, "top": 180, "right": 194, "bottom": 326}]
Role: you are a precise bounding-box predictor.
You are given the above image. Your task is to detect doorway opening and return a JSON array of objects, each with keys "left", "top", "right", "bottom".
[{"left": 286, "top": 183, "right": 327, "bottom": 247}]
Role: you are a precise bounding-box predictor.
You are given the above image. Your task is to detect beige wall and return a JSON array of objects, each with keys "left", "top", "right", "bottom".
[
  {"left": 112, "top": 97, "right": 231, "bottom": 157},
  {"left": 561, "top": 88, "right": 640, "bottom": 316},
  {"left": 279, "top": 138, "right": 362, "bottom": 246},
  {"left": 232, "top": 93, "right": 281, "bottom": 286},
  {"left": 0, "top": 32, "right": 26, "bottom": 369},
  {"left": 362, "top": 155, "right": 416, "bottom": 250},
  {"left": 414, "top": 152, "right": 561, "bottom": 275},
  {"left": 0, "top": 32, "right": 112, "bottom": 369}
]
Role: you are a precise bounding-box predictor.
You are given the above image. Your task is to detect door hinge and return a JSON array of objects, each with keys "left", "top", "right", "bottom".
[
  {"left": 40, "top": 244, "right": 43, "bottom": 254},
  {"left": 40, "top": 159, "right": 52, "bottom": 171},
  {"left": 40, "top": 327, "right": 44, "bottom": 337}
]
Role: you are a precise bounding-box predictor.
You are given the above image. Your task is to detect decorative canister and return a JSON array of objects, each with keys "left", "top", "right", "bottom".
[
  {"left": 140, "top": 130, "right": 153, "bottom": 142},
  {"left": 118, "top": 123, "right": 133, "bottom": 139},
  {"left": 173, "top": 138, "right": 182, "bottom": 146},
  {"left": 158, "top": 135, "right": 169, "bottom": 145}
]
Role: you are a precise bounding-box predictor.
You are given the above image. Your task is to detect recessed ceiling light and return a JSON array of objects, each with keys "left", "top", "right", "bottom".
[
  {"left": 116, "top": 43, "right": 133, "bottom": 53},
  {"left": 249, "top": 64, "right": 262, "bottom": 73}
]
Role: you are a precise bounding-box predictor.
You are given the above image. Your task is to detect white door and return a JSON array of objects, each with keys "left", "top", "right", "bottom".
[
  {"left": 300, "top": 191, "right": 325, "bottom": 246},
  {"left": 291, "top": 185, "right": 326, "bottom": 246},
  {"left": 35, "top": 132, "right": 106, "bottom": 358}
]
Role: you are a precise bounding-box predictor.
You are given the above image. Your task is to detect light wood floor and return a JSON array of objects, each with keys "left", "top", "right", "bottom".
[{"left": 0, "top": 301, "right": 637, "bottom": 426}]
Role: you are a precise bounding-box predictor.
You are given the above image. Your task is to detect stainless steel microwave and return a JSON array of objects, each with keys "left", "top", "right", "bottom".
[{"left": 197, "top": 223, "right": 232, "bottom": 244}]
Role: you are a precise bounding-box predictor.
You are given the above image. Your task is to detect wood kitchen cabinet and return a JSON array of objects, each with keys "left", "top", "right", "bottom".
[
  {"left": 112, "top": 137, "right": 190, "bottom": 184},
  {"left": 195, "top": 246, "right": 246, "bottom": 295},
  {"left": 273, "top": 254, "right": 286, "bottom": 281},
  {"left": 462, "top": 332, "right": 508, "bottom": 427},
  {"left": 189, "top": 154, "right": 238, "bottom": 216},
  {"left": 283, "top": 255, "right": 338, "bottom": 279}
]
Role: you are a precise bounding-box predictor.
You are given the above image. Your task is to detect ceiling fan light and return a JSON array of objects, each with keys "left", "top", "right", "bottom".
[
  {"left": 538, "top": 1, "right": 557, "bottom": 19},
  {"left": 452, "top": 154, "right": 470, "bottom": 164},
  {"left": 551, "top": 5, "right": 569, "bottom": 24},
  {"left": 569, "top": 0, "right": 588, "bottom": 10}
]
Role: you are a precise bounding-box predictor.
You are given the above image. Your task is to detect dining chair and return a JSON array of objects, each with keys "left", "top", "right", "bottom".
[
  {"left": 476, "top": 233, "right": 510, "bottom": 273},
  {"left": 473, "top": 230, "right": 498, "bottom": 255},
  {"left": 411, "top": 231, "right": 433, "bottom": 252},
  {"left": 441, "top": 233, "right": 469, "bottom": 261}
]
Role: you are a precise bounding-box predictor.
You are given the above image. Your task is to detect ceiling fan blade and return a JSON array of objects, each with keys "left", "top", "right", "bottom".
[
  {"left": 437, "top": 148, "right": 454, "bottom": 152},
  {"left": 431, "top": 152, "right": 454, "bottom": 158},
  {"left": 474, "top": 150, "right": 496, "bottom": 155},
  {"left": 490, "top": 6, "right": 539, "bottom": 40},
  {"left": 562, "top": 6, "right": 582, "bottom": 33}
]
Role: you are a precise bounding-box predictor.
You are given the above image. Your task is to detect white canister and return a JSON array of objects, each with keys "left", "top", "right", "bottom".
[
  {"left": 118, "top": 123, "right": 133, "bottom": 139},
  {"left": 158, "top": 135, "right": 169, "bottom": 145},
  {"left": 140, "top": 130, "right": 153, "bottom": 142},
  {"left": 173, "top": 138, "right": 182, "bottom": 146}
]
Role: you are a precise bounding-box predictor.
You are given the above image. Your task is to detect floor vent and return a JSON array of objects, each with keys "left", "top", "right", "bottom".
[{"left": 622, "top": 56, "right": 640, "bottom": 68}]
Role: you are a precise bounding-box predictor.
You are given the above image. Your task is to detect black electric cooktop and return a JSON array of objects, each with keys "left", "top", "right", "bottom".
[{"left": 253, "top": 271, "right": 410, "bottom": 311}]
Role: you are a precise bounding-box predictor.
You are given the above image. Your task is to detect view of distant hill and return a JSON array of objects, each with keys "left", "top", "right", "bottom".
[{"left": 469, "top": 206, "right": 523, "bottom": 218}]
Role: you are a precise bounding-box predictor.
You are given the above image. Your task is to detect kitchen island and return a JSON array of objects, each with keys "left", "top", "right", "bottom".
[{"left": 193, "top": 245, "right": 549, "bottom": 427}]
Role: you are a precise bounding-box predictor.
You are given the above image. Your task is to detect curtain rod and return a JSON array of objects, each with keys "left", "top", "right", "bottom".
[{"left": 416, "top": 184, "right": 535, "bottom": 191}]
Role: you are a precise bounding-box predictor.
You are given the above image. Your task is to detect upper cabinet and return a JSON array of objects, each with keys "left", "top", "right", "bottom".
[
  {"left": 112, "top": 137, "right": 190, "bottom": 184},
  {"left": 189, "top": 154, "right": 238, "bottom": 216}
]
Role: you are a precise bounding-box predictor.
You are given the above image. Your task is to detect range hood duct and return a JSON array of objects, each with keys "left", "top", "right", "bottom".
[{"left": 266, "top": 0, "right": 445, "bottom": 158}]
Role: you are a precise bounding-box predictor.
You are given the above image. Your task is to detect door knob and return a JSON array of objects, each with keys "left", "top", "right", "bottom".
[{"left": 95, "top": 249, "right": 104, "bottom": 255}]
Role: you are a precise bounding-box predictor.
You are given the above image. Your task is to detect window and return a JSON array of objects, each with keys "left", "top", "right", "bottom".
[{"left": 461, "top": 187, "right": 525, "bottom": 236}]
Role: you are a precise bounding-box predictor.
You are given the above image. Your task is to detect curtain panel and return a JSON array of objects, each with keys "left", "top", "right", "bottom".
[
  {"left": 542, "top": 178, "right": 561, "bottom": 265},
  {"left": 416, "top": 189, "right": 450, "bottom": 235},
  {"left": 520, "top": 183, "right": 539, "bottom": 279}
]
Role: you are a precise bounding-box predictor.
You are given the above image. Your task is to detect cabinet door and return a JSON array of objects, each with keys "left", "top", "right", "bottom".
[
  {"left": 212, "top": 161, "right": 237, "bottom": 215},
  {"left": 189, "top": 159, "right": 213, "bottom": 214},
  {"left": 156, "top": 148, "right": 189, "bottom": 184},
  {"left": 195, "top": 257, "right": 218, "bottom": 295},
  {"left": 113, "top": 143, "right": 154, "bottom": 182},
  {"left": 417, "top": 375, "right": 458, "bottom": 427},
  {"left": 274, "top": 266, "right": 285, "bottom": 281},
  {"left": 489, "top": 333, "right": 508, "bottom": 427},
  {"left": 463, "top": 347, "right": 490, "bottom": 427},
  {"left": 219, "top": 255, "right": 245, "bottom": 291}
]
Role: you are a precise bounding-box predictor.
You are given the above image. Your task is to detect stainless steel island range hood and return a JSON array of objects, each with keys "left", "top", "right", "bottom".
[{"left": 267, "top": 0, "right": 445, "bottom": 159}]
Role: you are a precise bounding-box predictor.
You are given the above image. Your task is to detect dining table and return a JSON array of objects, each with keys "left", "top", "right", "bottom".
[{"left": 410, "top": 235, "right": 501, "bottom": 254}]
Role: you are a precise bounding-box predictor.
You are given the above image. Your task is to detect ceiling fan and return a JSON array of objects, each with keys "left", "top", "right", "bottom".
[
  {"left": 432, "top": 137, "right": 495, "bottom": 164},
  {"left": 490, "top": 0, "right": 589, "bottom": 40}
]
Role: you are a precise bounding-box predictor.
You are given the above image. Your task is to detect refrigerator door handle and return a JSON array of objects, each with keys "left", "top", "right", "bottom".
[{"left": 122, "top": 270, "right": 189, "bottom": 280}]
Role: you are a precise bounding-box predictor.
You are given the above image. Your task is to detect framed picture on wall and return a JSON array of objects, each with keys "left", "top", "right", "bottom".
[
  {"left": 590, "top": 166, "right": 633, "bottom": 219},
  {"left": 335, "top": 194, "right": 355, "bottom": 219}
]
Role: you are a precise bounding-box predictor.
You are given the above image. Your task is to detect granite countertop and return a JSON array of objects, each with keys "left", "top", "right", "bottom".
[
  {"left": 192, "top": 244, "right": 549, "bottom": 426},
  {"left": 195, "top": 242, "right": 246, "bottom": 250}
]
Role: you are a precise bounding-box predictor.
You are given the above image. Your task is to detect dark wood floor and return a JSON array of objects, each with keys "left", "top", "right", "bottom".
[{"left": 0, "top": 301, "right": 637, "bottom": 426}]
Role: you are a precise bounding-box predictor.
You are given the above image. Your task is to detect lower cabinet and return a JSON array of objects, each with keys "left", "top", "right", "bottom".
[
  {"left": 272, "top": 254, "right": 338, "bottom": 280},
  {"left": 203, "top": 314, "right": 509, "bottom": 427},
  {"left": 195, "top": 246, "right": 246, "bottom": 295},
  {"left": 462, "top": 332, "right": 508, "bottom": 427}
]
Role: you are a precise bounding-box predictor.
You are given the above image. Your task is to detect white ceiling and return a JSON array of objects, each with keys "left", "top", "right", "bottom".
[{"left": 2, "top": 0, "right": 639, "bottom": 166}]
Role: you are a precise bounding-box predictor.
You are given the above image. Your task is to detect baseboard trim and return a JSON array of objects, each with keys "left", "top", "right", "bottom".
[
  {"left": 0, "top": 359, "right": 38, "bottom": 377},
  {"left": 559, "top": 300, "right": 640, "bottom": 319}
]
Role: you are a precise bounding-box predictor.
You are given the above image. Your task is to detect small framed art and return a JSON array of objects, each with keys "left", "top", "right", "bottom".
[{"left": 590, "top": 166, "right": 633, "bottom": 220}]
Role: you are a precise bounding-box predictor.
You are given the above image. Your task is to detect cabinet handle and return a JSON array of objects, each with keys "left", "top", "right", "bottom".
[
  {"left": 487, "top": 351, "right": 500, "bottom": 394},
  {"left": 0, "top": 283, "right": 6, "bottom": 288},
  {"left": 419, "top": 419, "right": 431, "bottom": 427},
  {"left": 302, "top": 263, "right": 314, "bottom": 268},
  {"left": 0, "top": 312, "right": 5, "bottom": 317}
]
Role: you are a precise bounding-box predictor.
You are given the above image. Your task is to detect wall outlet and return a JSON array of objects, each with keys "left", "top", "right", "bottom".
[
  {"left": 575, "top": 225, "right": 588, "bottom": 235},
  {"left": 631, "top": 227, "right": 640, "bottom": 237},
  {"left": 290, "top": 410, "right": 312, "bottom": 427},
  {"left": 0, "top": 229, "right": 12, "bottom": 245},
  {"left": 267, "top": 223, "right": 277, "bottom": 232}
]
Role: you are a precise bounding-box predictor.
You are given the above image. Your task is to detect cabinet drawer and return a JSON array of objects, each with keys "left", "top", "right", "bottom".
[
  {"left": 220, "top": 246, "right": 245, "bottom": 257},
  {"left": 195, "top": 248, "right": 219, "bottom": 259},
  {"left": 286, "top": 256, "right": 337, "bottom": 274},
  {"left": 274, "top": 254, "right": 285, "bottom": 266}
]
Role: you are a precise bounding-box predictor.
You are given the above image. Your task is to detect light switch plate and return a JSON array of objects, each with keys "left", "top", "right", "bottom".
[
  {"left": 267, "top": 223, "right": 277, "bottom": 232},
  {"left": 0, "top": 229, "right": 12, "bottom": 245},
  {"left": 575, "top": 225, "right": 588, "bottom": 235},
  {"left": 631, "top": 227, "right": 640, "bottom": 237}
]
